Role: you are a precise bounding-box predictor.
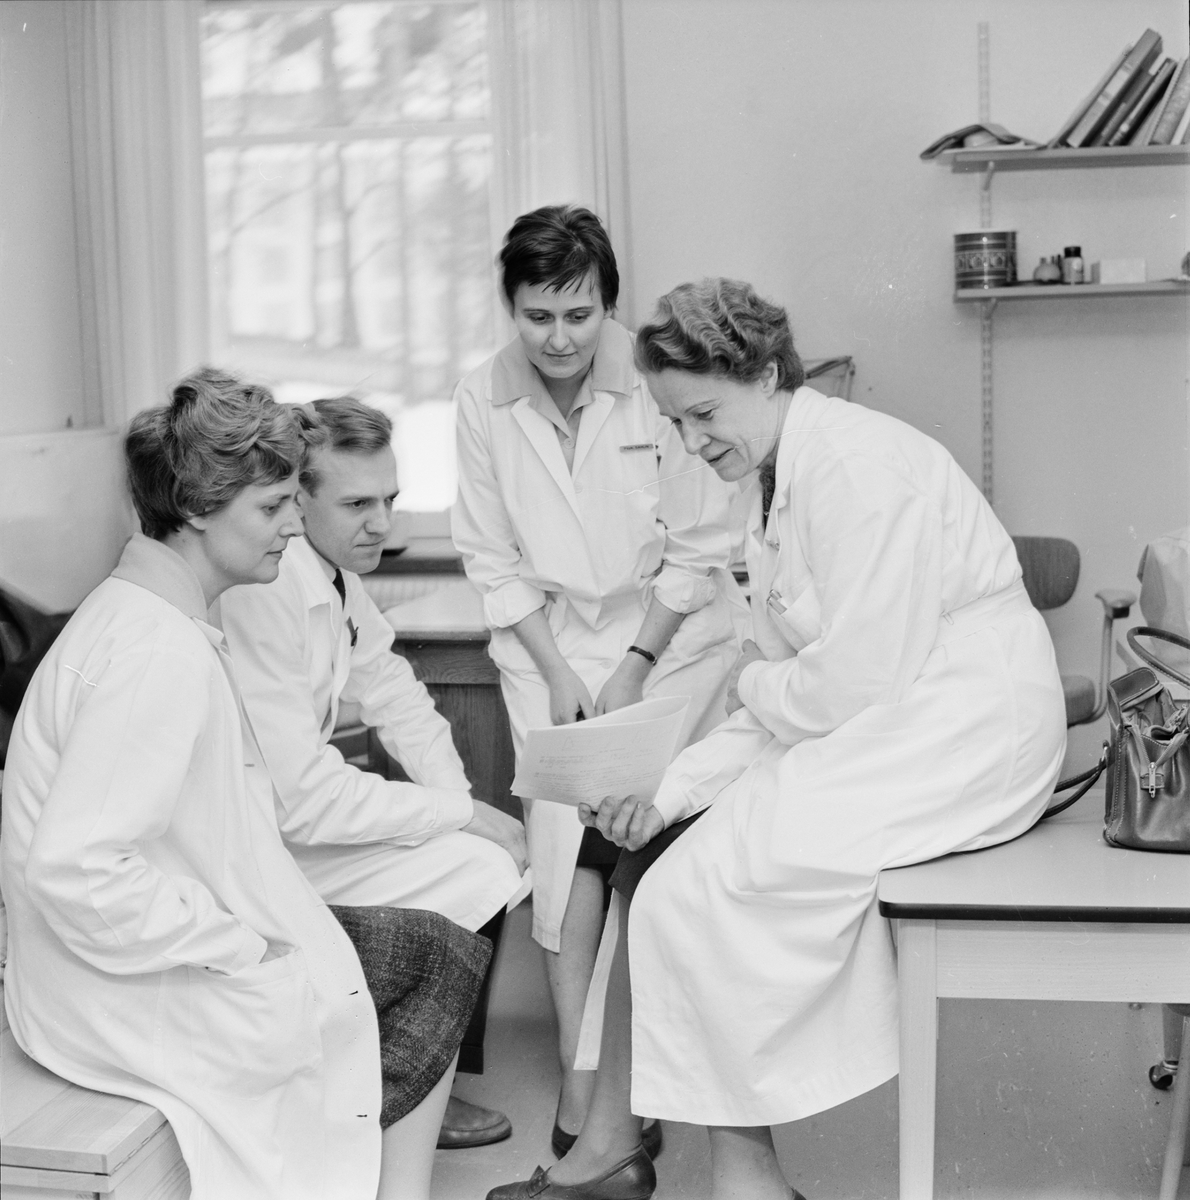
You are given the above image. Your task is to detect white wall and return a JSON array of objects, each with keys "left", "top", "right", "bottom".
[
  {"left": 621, "top": 0, "right": 1190, "bottom": 765},
  {"left": 0, "top": 0, "right": 87, "bottom": 436}
]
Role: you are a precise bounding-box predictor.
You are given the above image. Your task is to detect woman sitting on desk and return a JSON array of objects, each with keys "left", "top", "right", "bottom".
[
  {"left": 503, "top": 278, "right": 1067, "bottom": 1200},
  {"left": 0, "top": 373, "right": 473, "bottom": 1200}
]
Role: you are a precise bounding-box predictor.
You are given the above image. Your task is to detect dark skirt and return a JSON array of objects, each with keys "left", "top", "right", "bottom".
[
  {"left": 608, "top": 810, "right": 706, "bottom": 902},
  {"left": 330, "top": 905, "right": 492, "bottom": 1127}
]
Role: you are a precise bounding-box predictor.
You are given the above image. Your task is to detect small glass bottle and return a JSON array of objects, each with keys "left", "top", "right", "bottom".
[
  {"left": 1062, "top": 246, "right": 1084, "bottom": 285},
  {"left": 1034, "top": 256, "right": 1062, "bottom": 284}
]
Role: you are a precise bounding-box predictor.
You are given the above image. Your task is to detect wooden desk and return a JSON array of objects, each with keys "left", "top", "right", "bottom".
[
  {"left": 383, "top": 579, "right": 519, "bottom": 820},
  {"left": 878, "top": 799, "right": 1190, "bottom": 1199}
]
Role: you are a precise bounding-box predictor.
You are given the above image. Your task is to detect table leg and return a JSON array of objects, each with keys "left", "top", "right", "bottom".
[{"left": 897, "top": 919, "right": 938, "bottom": 1200}]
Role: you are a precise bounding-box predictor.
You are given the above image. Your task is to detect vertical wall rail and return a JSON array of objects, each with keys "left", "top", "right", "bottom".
[
  {"left": 980, "top": 299, "right": 996, "bottom": 503},
  {"left": 977, "top": 20, "right": 994, "bottom": 505}
]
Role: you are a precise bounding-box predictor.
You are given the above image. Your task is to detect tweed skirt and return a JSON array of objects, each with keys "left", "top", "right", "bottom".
[{"left": 330, "top": 905, "right": 492, "bottom": 1126}]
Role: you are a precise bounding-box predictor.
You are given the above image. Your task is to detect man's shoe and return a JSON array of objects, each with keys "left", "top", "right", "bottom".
[
  {"left": 485, "top": 1147, "right": 655, "bottom": 1199},
  {"left": 551, "top": 1119, "right": 663, "bottom": 1160},
  {"left": 436, "top": 1095, "right": 512, "bottom": 1149}
]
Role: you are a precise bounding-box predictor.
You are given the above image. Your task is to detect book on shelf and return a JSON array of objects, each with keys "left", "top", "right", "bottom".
[
  {"left": 1046, "top": 42, "right": 1132, "bottom": 147},
  {"left": 1175, "top": 96, "right": 1190, "bottom": 144},
  {"left": 1132, "top": 70, "right": 1174, "bottom": 144},
  {"left": 1110, "top": 57, "right": 1177, "bottom": 145},
  {"left": 1151, "top": 55, "right": 1190, "bottom": 143},
  {"left": 1102, "top": 56, "right": 1174, "bottom": 145},
  {"left": 1066, "top": 28, "right": 1163, "bottom": 147}
]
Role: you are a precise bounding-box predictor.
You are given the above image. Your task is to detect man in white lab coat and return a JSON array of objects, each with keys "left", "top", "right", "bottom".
[{"left": 219, "top": 397, "right": 529, "bottom": 1148}]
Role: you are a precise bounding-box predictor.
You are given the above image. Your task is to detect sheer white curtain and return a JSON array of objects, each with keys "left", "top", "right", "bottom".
[
  {"left": 485, "top": 0, "right": 635, "bottom": 324},
  {"left": 65, "top": 0, "right": 209, "bottom": 426}
]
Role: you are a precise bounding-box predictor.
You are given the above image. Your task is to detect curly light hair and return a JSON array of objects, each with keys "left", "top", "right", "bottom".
[
  {"left": 634, "top": 278, "right": 804, "bottom": 393},
  {"left": 125, "top": 367, "right": 301, "bottom": 540}
]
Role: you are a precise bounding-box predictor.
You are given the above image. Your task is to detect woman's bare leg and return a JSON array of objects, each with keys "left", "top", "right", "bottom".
[
  {"left": 707, "top": 1125, "right": 792, "bottom": 1200},
  {"left": 544, "top": 866, "right": 605, "bottom": 1134},
  {"left": 376, "top": 1051, "right": 457, "bottom": 1200},
  {"left": 549, "top": 895, "right": 643, "bottom": 1184}
]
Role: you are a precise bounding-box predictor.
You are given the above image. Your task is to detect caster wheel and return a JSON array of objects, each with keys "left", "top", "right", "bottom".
[{"left": 1149, "top": 1060, "right": 1178, "bottom": 1090}]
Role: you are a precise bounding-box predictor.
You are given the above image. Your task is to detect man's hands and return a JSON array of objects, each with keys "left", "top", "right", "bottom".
[
  {"left": 545, "top": 663, "right": 595, "bottom": 725},
  {"left": 593, "top": 652, "right": 649, "bottom": 716},
  {"left": 463, "top": 800, "right": 529, "bottom": 873},
  {"left": 725, "top": 638, "right": 766, "bottom": 714},
  {"left": 578, "top": 795, "right": 665, "bottom": 852}
]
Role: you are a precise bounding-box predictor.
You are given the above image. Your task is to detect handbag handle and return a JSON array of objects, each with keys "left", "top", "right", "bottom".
[
  {"left": 1127, "top": 626, "right": 1190, "bottom": 690},
  {"left": 1039, "top": 745, "right": 1108, "bottom": 821}
]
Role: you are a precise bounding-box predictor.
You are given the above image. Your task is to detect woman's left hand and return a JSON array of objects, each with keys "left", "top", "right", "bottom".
[
  {"left": 594, "top": 654, "right": 649, "bottom": 716},
  {"left": 725, "top": 638, "right": 766, "bottom": 714},
  {"left": 579, "top": 795, "right": 665, "bottom": 851}
]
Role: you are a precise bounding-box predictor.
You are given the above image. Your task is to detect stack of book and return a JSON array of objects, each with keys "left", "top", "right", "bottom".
[{"left": 1048, "top": 29, "right": 1190, "bottom": 148}]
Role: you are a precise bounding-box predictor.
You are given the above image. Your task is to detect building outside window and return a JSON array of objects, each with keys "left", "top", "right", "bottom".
[{"left": 201, "top": 0, "right": 496, "bottom": 513}]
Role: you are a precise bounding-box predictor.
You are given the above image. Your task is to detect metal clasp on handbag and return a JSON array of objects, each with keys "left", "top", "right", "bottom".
[{"left": 1146, "top": 762, "right": 1164, "bottom": 797}]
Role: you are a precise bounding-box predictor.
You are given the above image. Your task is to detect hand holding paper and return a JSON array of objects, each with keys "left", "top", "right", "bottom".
[{"left": 511, "top": 696, "right": 690, "bottom": 807}]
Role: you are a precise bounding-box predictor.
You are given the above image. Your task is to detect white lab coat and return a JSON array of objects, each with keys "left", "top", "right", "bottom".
[
  {"left": 218, "top": 535, "right": 527, "bottom": 932},
  {"left": 627, "top": 388, "right": 1068, "bottom": 1126},
  {"left": 0, "top": 534, "right": 381, "bottom": 1199},
  {"left": 452, "top": 321, "right": 743, "bottom": 950}
]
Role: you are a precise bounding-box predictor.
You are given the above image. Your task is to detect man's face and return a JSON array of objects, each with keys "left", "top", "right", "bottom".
[{"left": 299, "top": 446, "right": 398, "bottom": 575}]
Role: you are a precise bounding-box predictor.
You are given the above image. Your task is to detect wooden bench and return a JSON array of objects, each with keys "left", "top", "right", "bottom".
[{"left": 1, "top": 990, "right": 190, "bottom": 1199}]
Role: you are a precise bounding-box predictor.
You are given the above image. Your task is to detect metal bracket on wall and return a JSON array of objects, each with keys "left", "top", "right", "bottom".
[
  {"left": 977, "top": 21, "right": 995, "bottom": 505},
  {"left": 980, "top": 298, "right": 998, "bottom": 503}
]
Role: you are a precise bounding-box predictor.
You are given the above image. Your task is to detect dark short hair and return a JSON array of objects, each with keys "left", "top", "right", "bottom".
[
  {"left": 125, "top": 367, "right": 301, "bottom": 540},
  {"left": 634, "top": 278, "right": 804, "bottom": 392},
  {"left": 294, "top": 396, "right": 393, "bottom": 495},
  {"left": 498, "top": 205, "right": 619, "bottom": 311}
]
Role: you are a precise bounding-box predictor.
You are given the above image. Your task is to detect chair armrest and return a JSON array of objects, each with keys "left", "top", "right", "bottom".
[{"left": 1095, "top": 589, "right": 1136, "bottom": 620}]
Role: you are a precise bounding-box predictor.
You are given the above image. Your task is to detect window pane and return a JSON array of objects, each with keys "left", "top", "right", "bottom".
[
  {"left": 202, "top": 2, "right": 489, "bottom": 136},
  {"left": 201, "top": 1, "right": 495, "bottom": 512}
]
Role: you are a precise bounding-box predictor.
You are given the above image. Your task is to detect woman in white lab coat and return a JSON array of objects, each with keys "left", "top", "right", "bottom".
[
  {"left": 452, "top": 207, "right": 741, "bottom": 1143},
  {"left": 0, "top": 372, "right": 453, "bottom": 1200},
  {"left": 575, "top": 279, "right": 1068, "bottom": 1200}
]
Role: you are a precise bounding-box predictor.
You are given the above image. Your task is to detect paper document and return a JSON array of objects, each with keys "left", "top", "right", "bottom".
[{"left": 511, "top": 696, "right": 690, "bottom": 807}]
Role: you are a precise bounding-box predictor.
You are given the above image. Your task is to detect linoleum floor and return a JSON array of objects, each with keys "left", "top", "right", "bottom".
[{"left": 436, "top": 901, "right": 1183, "bottom": 1200}]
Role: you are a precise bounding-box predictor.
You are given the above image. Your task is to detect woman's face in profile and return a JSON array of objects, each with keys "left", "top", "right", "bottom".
[
  {"left": 194, "top": 473, "right": 303, "bottom": 591},
  {"left": 649, "top": 365, "right": 782, "bottom": 482},
  {"left": 512, "top": 273, "right": 607, "bottom": 385}
]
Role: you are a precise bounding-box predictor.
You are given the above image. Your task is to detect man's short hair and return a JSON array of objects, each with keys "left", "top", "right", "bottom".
[
  {"left": 125, "top": 367, "right": 301, "bottom": 540},
  {"left": 295, "top": 397, "right": 394, "bottom": 495}
]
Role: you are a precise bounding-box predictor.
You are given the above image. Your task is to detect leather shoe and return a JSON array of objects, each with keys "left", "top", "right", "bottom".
[
  {"left": 551, "top": 1119, "right": 663, "bottom": 1160},
  {"left": 436, "top": 1095, "right": 512, "bottom": 1149},
  {"left": 485, "top": 1147, "right": 656, "bottom": 1199}
]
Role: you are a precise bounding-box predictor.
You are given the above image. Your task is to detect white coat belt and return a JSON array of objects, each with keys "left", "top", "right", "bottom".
[{"left": 936, "top": 580, "right": 1031, "bottom": 646}]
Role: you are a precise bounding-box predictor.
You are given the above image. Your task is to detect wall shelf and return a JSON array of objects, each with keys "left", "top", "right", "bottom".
[
  {"left": 955, "top": 281, "right": 1190, "bottom": 302},
  {"left": 940, "top": 144, "right": 1190, "bottom": 172},
  {"left": 935, "top": 122, "right": 1189, "bottom": 505}
]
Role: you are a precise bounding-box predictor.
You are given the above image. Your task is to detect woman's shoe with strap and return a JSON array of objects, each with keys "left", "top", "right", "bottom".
[
  {"left": 484, "top": 1146, "right": 655, "bottom": 1199},
  {"left": 551, "top": 1119, "right": 663, "bottom": 1160}
]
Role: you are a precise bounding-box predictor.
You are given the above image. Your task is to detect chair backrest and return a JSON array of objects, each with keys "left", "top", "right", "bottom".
[
  {"left": 803, "top": 356, "right": 855, "bottom": 401},
  {"left": 1013, "top": 536, "right": 1080, "bottom": 610}
]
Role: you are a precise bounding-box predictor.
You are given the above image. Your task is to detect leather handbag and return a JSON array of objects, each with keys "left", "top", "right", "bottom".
[{"left": 1042, "top": 626, "right": 1190, "bottom": 852}]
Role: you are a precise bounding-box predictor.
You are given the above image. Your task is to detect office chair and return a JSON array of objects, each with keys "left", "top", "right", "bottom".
[{"left": 1011, "top": 536, "right": 1136, "bottom": 727}]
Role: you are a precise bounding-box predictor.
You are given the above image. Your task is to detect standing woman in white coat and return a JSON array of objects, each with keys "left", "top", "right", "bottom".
[
  {"left": 0, "top": 372, "right": 460, "bottom": 1200},
  {"left": 452, "top": 207, "right": 741, "bottom": 1144},
  {"left": 576, "top": 279, "right": 1067, "bottom": 1200}
]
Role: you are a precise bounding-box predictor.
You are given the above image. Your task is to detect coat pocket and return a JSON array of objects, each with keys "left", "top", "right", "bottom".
[
  {"left": 168, "top": 949, "right": 323, "bottom": 1098},
  {"left": 766, "top": 580, "right": 822, "bottom": 653}
]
